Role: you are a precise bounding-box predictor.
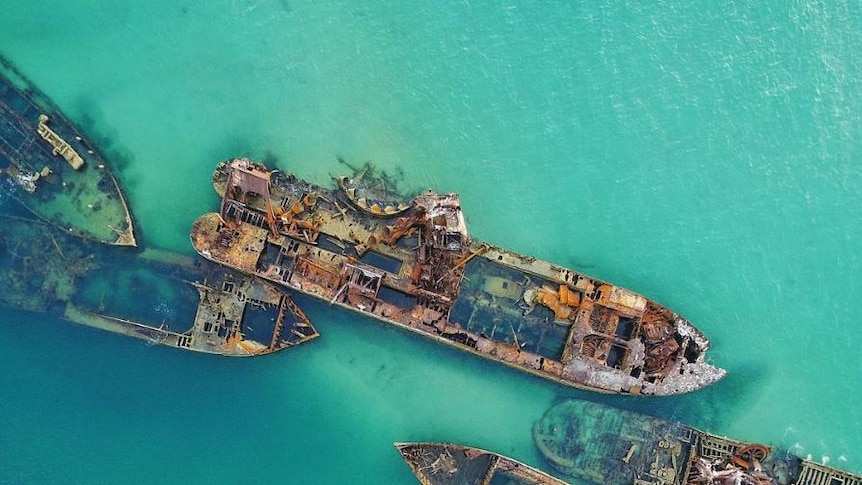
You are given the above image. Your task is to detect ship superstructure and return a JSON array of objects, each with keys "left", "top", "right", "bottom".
[{"left": 191, "top": 158, "right": 725, "bottom": 394}]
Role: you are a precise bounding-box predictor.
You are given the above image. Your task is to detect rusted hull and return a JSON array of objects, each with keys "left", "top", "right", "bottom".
[
  {"left": 191, "top": 158, "right": 724, "bottom": 394},
  {"left": 0, "top": 214, "right": 317, "bottom": 356},
  {"left": 396, "top": 442, "right": 569, "bottom": 485},
  {"left": 0, "top": 54, "right": 136, "bottom": 246},
  {"left": 533, "top": 399, "right": 862, "bottom": 485}
]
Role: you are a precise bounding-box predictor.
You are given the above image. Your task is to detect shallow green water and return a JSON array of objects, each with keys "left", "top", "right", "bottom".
[{"left": 1, "top": 1, "right": 860, "bottom": 483}]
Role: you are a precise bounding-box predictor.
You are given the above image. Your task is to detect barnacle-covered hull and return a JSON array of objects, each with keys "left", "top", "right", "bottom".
[
  {"left": 396, "top": 442, "right": 569, "bottom": 485},
  {"left": 0, "top": 55, "right": 135, "bottom": 246},
  {"left": 532, "top": 399, "right": 862, "bottom": 485},
  {"left": 0, "top": 214, "right": 317, "bottom": 356},
  {"left": 191, "top": 158, "right": 725, "bottom": 394}
]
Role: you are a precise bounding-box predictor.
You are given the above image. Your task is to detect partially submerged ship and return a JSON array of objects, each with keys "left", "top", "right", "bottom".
[
  {"left": 0, "top": 213, "right": 317, "bottom": 355},
  {"left": 532, "top": 399, "right": 862, "bottom": 485},
  {"left": 335, "top": 160, "right": 411, "bottom": 217},
  {"left": 0, "top": 55, "right": 135, "bottom": 246},
  {"left": 191, "top": 158, "right": 725, "bottom": 394},
  {"left": 396, "top": 442, "right": 569, "bottom": 485}
]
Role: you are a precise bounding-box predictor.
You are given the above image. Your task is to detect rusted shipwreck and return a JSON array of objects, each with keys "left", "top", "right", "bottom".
[
  {"left": 190, "top": 158, "right": 724, "bottom": 394},
  {"left": 0, "top": 213, "right": 317, "bottom": 356},
  {"left": 533, "top": 399, "right": 862, "bottom": 485},
  {"left": 396, "top": 442, "right": 569, "bottom": 485},
  {"left": 0, "top": 54, "right": 135, "bottom": 246}
]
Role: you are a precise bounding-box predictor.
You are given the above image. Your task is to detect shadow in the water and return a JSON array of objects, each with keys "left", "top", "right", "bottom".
[
  {"left": 261, "top": 150, "right": 279, "bottom": 167},
  {"left": 203, "top": 134, "right": 257, "bottom": 166},
  {"left": 70, "top": 98, "right": 135, "bottom": 175},
  {"left": 541, "top": 358, "right": 771, "bottom": 437}
]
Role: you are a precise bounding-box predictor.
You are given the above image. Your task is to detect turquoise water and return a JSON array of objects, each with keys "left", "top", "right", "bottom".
[{"left": 1, "top": 1, "right": 860, "bottom": 483}]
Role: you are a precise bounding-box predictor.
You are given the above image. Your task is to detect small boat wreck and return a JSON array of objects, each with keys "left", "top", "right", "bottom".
[
  {"left": 532, "top": 399, "right": 862, "bottom": 485},
  {"left": 335, "top": 161, "right": 411, "bottom": 217},
  {"left": 0, "top": 214, "right": 317, "bottom": 356},
  {"left": 396, "top": 442, "right": 569, "bottom": 485},
  {"left": 0, "top": 54, "right": 135, "bottom": 246},
  {"left": 191, "top": 158, "right": 725, "bottom": 394}
]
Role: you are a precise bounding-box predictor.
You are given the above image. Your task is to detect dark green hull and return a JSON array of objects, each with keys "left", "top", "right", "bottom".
[
  {"left": 533, "top": 400, "right": 861, "bottom": 485},
  {"left": 0, "top": 54, "right": 135, "bottom": 246}
]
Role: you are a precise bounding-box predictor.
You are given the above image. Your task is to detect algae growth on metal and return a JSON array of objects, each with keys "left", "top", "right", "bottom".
[
  {"left": 0, "top": 55, "right": 135, "bottom": 246},
  {"left": 532, "top": 399, "right": 862, "bottom": 485}
]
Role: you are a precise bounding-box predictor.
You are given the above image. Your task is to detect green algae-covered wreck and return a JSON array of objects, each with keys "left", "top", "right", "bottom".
[
  {"left": 533, "top": 399, "right": 862, "bottom": 485},
  {"left": 0, "top": 55, "right": 135, "bottom": 246}
]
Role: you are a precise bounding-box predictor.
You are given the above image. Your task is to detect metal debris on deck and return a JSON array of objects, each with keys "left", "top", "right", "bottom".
[
  {"left": 0, "top": 214, "right": 318, "bottom": 356},
  {"left": 191, "top": 157, "right": 726, "bottom": 395},
  {"left": 396, "top": 442, "right": 569, "bottom": 485}
]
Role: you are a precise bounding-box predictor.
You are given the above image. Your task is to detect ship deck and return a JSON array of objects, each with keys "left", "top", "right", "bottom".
[
  {"left": 396, "top": 442, "right": 568, "bottom": 485},
  {"left": 0, "top": 214, "right": 316, "bottom": 356},
  {"left": 450, "top": 256, "right": 569, "bottom": 362},
  {"left": 190, "top": 158, "right": 726, "bottom": 395},
  {"left": 0, "top": 55, "right": 135, "bottom": 246}
]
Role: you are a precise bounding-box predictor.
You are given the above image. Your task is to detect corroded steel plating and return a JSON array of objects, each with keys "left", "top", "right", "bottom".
[
  {"left": 191, "top": 158, "right": 726, "bottom": 395},
  {"left": 396, "top": 442, "right": 569, "bottom": 485}
]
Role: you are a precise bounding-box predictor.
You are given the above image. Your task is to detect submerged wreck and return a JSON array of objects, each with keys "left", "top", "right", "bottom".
[
  {"left": 0, "top": 55, "right": 135, "bottom": 246},
  {"left": 396, "top": 442, "right": 568, "bottom": 485},
  {"left": 191, "top": 158, "right": 725, "bottom": 394},
  {"left": 0, "top": 213, "right": 317, "bottom": 356},
  {"left": 533, "top": 399, "right": 862, "bottom": 485}
]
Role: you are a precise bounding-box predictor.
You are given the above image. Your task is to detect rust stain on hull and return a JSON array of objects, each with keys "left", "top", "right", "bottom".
[
  {"left": 0, "top": 214, "right": 317, "bottom": 356},
  {"left": 191, "top": 158, "right": 725, "bottom": 394},
  {"left": 396, "top": 442, "right": 569, "bottom": 485}
]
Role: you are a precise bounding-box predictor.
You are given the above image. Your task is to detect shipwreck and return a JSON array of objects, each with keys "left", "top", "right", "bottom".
[
  {"left": 0, "top": 213, "right": 317, "bottom": 356},
  {"left": 533, "top": 399, "right": 862, "bottom": 485},
  {"left": 396, "top": 442, "right": 568, "bottom": 485},
  {"left": 0, "top": 54, "right": 135, "bottom": 246},
  {"left": 190, "top": 158, "right": 725, "bottom": 394}
]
